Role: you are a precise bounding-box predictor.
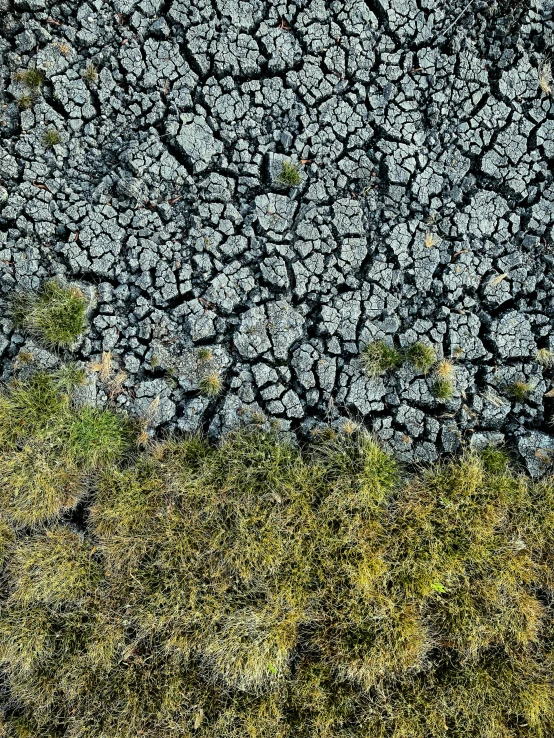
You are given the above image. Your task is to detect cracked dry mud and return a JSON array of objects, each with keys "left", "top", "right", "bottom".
[{"left": 1, "top": 0, "right": 554, "bottom": 474}]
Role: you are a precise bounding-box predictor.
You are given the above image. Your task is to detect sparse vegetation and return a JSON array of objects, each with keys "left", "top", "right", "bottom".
[
  {"left": 83, "top": 63, "right": 99, "bottom": 83},
  {"left": 199, "top": 371, "right": 222, "bottom": 396},
  {"left": 505, "top": 380, "right": 534, "bottom": 402},
  {"left": 432, "top": 377, "right": 454, "bottom": 401},
  {"left": 362, "top": 340, "right": 403, "bottom": 378},
  {"left": 406, "top": 342, "right": 437, "bottom": 373},
  {"left": 277, "top": 160, "right": 302, "bottom": 187},
  {"left": 12, "top": 280, "right": 87, "bottom": 348},
  {"left": 42, "top": 128, "right": 61, "bottom": 148},
  {"left": 435, "top": 358, "right": 455, "bottom": 380},
  {"left": 0, "top": 371, "right": 552, "bottom": 737},
  {"left": 538, "top": 58, "right": 552, "bottom": 95}
]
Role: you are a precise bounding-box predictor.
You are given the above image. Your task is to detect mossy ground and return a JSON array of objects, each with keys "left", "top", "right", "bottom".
[{"left": 0, "top": 374, "right": 552, "bottom": 738}]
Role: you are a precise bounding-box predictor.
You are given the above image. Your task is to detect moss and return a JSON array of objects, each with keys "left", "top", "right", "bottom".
[
  {"left": 362, "top": 340, "right": 403, "bottom": 378},
  {"left": 277, "top": 160, "right": 302, "bottom": 187},
  {"left": 12, "top": 280, "right": 87, "bottom": 348},
  {"left": 406, "top": 342, "right": 437, "bottom": 373}
]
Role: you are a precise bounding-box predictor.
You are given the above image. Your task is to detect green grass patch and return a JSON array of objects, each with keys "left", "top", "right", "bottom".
[
  {"left": 277, "top": 160, "right": 302, "bottom": 187},
  {"left": 12, "top": 280, "right": 87, "bottom": 348},
  {"left": 362, "top": 340, "right": 403, "bottom": 378},
  {"left": 0, "top": 372, "right": 552, "bottom": 736}
]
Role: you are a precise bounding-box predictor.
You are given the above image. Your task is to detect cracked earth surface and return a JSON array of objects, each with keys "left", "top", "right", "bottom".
[{"left": 1, "top": 0, "right": 554, "bottom": 473}]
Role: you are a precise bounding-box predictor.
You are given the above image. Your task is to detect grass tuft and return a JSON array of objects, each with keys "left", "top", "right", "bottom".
[
  {"left": 406, "top": 342, "right": 437, "bottom": 373},
  {"left": 505, "top": 380, "right": 534, "bottom": 401},
  {"left": 536, "top": 348, "right": 554, "bottom": 368},
  {"left": 432, "top": 377, "right": 454, "bottom": 401},
  {"left": 12, "top": 280, "right": 87, "bottom": 348},
  {"left": 42, "top": 128, "right": 60, "bottom": 148},
  {"left": 83, "top": 64, "right": 98, "bottom": 83},
  {"left": 15, "top": 68, "right": 44, "bottom": 90},
  {"left": 362, "top": 340, "right": 403, "bottom": 378},
  {"left": 277, "top": 160, "right": 302, "bottom": 187},
  {"left": 199, "top": 372, "right": 222, "bottom": 396}
]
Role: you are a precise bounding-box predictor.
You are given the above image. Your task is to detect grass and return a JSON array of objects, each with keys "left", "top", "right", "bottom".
[
  {"left": 406, "top": 342, "right": 436, "bottom": 373},
  {"left": 0, "top": 371, "right": 553, "bottom": 737},
  {"left": 432, "top": 377, "right": 454, "bottom": 401},
  {"left": 362, "top": 340, "right": 403, "bottom": 378},
  {"left": 536, "top": 348, "right": 554, "bottom": 368},
  {"left": 504, "top": 380, "right": 534, "bottom": 401},
  {"left": 197, "top": 347, "right": 213, "bottom": 362},
  {"left": 42, "top": 129, "right": 60, "bottom": 148},
  {"left": 277, "top": 160, "right": 302, "bottom": 187},
  {"left": 14, "top": 68, "right": 44, "bottom": 91},
  {"left": 12, "top": 279, "right": 87, "bottom": 348},
  {"left": 83, "top": 64, "right": 98, "bottom": 83},
  {"left": 199, "top": 372, "right": 222, "bottom": 396}
]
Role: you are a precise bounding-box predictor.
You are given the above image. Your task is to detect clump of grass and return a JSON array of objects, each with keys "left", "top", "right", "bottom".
[
  {"left": 362, "top": 340, "right": 403, "bottom": 378},
  {"left": 17, "top": 95, "right": 33, "bottom": 110},
  {"left": 432, "top": 377, "right": 454, "bottom": 401},
  {"left": 199, "top": 372, "right": 222, "bottom": 396},
  {"left": 197, "top": 347, "right": 213, "bottom": 362},
  {"left": 406, "top": 342, "right": 436, "bottom": 373},
  {"left": 14, "top": 67, "right": 44, "bottom": 91},
  {"left": 504, "top": 380, "right": 534, "bottom": 401},
  {"left": 12, "top": 280, "right": 87, "bottom": 348},
  {"left": 42, "top": 128, "right": 61, "bottom": 148},
  {"left": 435, "top": 358, "right": 455, "bottom": 380},
  {"left": 82, "top": 64, "right": 98, "bottom": 83},
  {"left": 536, "top": 348, "right": 554, "bottom": 368},
  {"left": 538, "top": 58, "right": 552, "bottom": 95},
  {"left": 277, "top": 160, "right": 302, "bottom": 187}
]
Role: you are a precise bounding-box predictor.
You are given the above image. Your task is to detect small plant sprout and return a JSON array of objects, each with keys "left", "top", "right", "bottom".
[
  {"left": 406, "top": 342, "right": 437, "bottom": 374},
  {"left": 199, "top": 372, "right": 222, "bottom": 397},
  {"left": 42, "top": 129, "right": 61, "bottom": 148},
  {"left": 83, "top": 64, "right": 98, "bottom": 83},
  {"left": 538, "top": 58, "right": 552, "bottom": 95},
  {"left": 16, "top": 351, "right": 34, "bottom": 366},
  {"left": 12, "top": 280, "right": 87, "bottom": 348},
  {"left": 536, "top": 348, "right": 554, "bottom": 368},
  {"left": 197, "top": 347, "right": 213, "bottom": 362},
  {"left": 504, "top": 380, "right": 534, "bottom": 402},
  {"left": 362, "top": 340, "right": 403, "bottom": 378},
  {"left": 277, "top": 160, "right": 302, "bottom": 187},
  {"left": 432, "top": 378, "right": 454, "bottom": 402}
]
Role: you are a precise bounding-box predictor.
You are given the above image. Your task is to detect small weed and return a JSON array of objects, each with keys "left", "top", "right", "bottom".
[
  {"left": 16, "top": 351, "right": 34, "bottom": 365},
  {"left": 199, "top": 372, "right": 222, "bottom": 397},
  {"left": 504, "top": 380, "right": 534, "bottom": 401},
  {"left": 42, "top": 128, "right": 61, "bottom": 148},
  {"left": 406, "top": 342, "right": 436, "bottom": 374},
  {"left": 432, "top": 378, "right": 454, "bottom": 401},
  {"left": 12, "top": 280, "right": 87, "bottom": 348},
  {"left": 58, "top": 42, "right": 72, "bottom": 57},
  {"left": 82, "top": 64, "right": 98, "bottom": 83},
  {"left": 277, "top": 160, "right": 302, "bottom": 187},
  {"left": 479, "top": 445, "right": 510, "bottom": 474},
  {"left": 536, "top": 348, "right": 554, "bottom": 368},
  {"left": 362, "top": 340, "right": 403, "bottom": 378}
]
